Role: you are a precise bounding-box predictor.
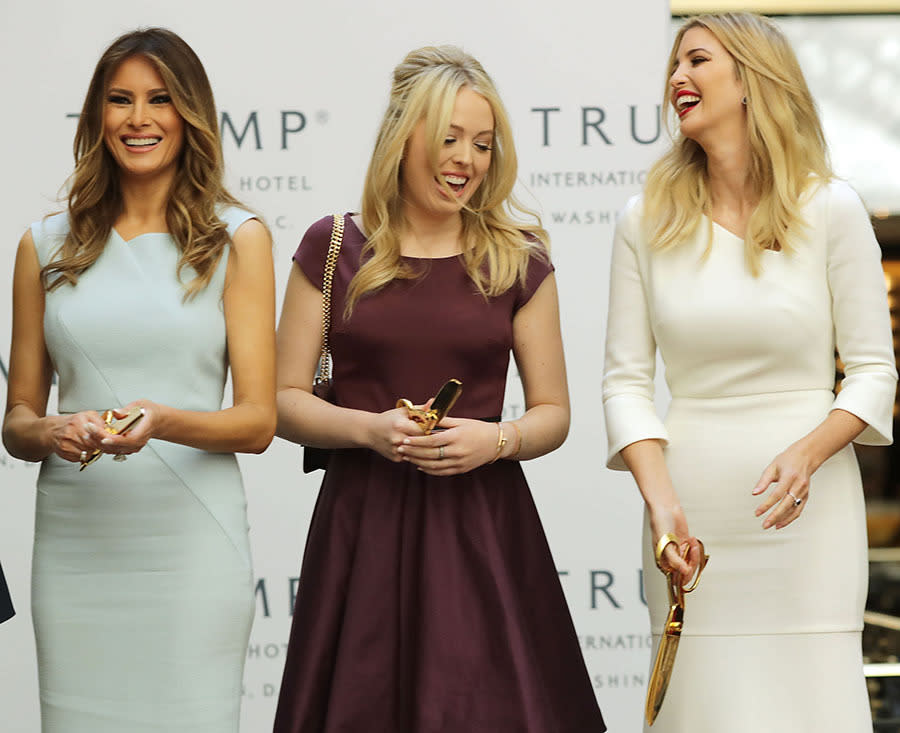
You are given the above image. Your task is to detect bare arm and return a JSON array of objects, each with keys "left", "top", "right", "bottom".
[
  {"left": 100, "top": 218, "right": 277, "bottom": 455},
  {"left": 274, "top": 263, "right": 423, "bottom": 458},
  {"left": 3, "top": 231, "right": 111, "bottom": 461},
  {"left": 620, "top": 438, "right": 699, "bottom": 578},
  {"left": 507, "top": 272, "right": 570, "bottom": 458}
]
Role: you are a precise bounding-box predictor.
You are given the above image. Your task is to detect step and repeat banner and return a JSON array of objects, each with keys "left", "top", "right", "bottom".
[{"left": 0, "top": 1, "right": 668, "bottom": 730}]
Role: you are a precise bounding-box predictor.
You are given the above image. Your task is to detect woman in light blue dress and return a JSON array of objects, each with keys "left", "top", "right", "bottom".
[{"left": 2, "top": 29, "right": 276, "bottom": 732}]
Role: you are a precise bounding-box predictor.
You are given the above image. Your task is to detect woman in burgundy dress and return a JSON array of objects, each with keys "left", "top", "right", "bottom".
[{"left": 273, "top": 46, "right": 604, "bottom": 733}]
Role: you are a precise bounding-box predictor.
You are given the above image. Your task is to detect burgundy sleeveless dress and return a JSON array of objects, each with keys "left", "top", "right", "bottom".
[{"left": 273, "top": 214, "right": 605, "bottom": 733}]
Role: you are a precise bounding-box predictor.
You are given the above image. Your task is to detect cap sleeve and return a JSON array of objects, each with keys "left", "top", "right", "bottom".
[
  {"left": 293, "top": 215, "right": 340, "bottom": 291},
  {"left": 514, "top": 243, "right": 554, "bottom": 312}
]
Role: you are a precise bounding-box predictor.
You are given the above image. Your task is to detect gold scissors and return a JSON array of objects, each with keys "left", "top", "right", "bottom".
[
  {"left": 645, "top": 534, "right": 709, "bottom": 726},
  {"left": 79, "top": 407, "right": 145, "bottom": 471},
  {"left": 396, "top": 379, "right": 462, "bottom": 434}
]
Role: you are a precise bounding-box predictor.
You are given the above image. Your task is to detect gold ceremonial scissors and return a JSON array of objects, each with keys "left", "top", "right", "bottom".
[
  {"left": 396, "top": 379, "right": 463, "bottom": 434},
  {"left": 645, "top": 535, "right": 709, "bottom": 726},
  {"left": 79, "top": 407, "right": 145, "bottom": 471}
]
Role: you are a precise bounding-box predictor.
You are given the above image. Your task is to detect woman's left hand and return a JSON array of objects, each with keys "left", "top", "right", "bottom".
[
  {"left": 752, "top": 441, "right": 814, "bottom": 529},
  {"left": 397, "top": 416, "right": 502, "bottom": 476},
  {"left": 98, "top": 400, "right": 159, "bottom": 458}
]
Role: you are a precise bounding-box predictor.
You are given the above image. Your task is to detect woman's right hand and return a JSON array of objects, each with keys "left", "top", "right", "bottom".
[
  {"left": 49, "top": 411, "right": 108, "bottom": 463},
  {"left": 648, "top": 503, "right": 702, "bottom": 584},
  {"left": 365, "top": 406, "right": 428, "bottom": 462}
]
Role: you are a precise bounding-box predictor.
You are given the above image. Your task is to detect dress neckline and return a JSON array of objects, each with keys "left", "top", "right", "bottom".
[
  {"left": 345, "top": 214, "right": 464, "bottom": 261},
  {"left": 112, "top": 228, "right": 171, "bottom": 245},
  {"left": 709, "top": 218, "right": 745, "bottom": 243}
]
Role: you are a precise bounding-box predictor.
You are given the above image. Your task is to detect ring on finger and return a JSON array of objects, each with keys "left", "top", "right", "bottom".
[
  {"left": 79, "top": 450, "right": 88, "bottom": 463},
  {"left": 438, "top": 445, "right": 445, "bottom": 460},
  {"left": 113, "top": 454, "right": 127, "bottom": 462},
  {"left": 786, "top": 491, "right": 802, "bottom": 507}
]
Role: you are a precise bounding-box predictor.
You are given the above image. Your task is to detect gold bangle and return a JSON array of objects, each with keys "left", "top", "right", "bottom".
[
  {"left": 509, "top": 421, "right": 522, "bottom": 459},
  {"left": 489, "top": 422, "right": 507, "bottom": 463}
]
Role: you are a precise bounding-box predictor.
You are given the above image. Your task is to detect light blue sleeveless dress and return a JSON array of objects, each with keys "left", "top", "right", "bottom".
[{"left": 31, "top": 208, "right": 256, "bottom": 732}]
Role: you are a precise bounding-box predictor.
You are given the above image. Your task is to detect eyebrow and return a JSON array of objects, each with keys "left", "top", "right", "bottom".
[
  {"left": 107, "top": 87, "right": 169, "bottom": 96},
  {"left": 448, "top": 123, "right": 494, "bottom": 136},
  {"left": 684, "top": 47, "right": 712, "bottom": 55}
]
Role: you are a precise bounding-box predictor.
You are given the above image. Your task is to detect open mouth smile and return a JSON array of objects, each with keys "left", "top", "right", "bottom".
[
  {"left": 675, "top": 91, "right": 700, "bottom": 117},
  {"left": 122, "top": 136, "right": 162, "bottom": 150},
  {"left": 438, "top": 173, "right": 469, "bottom": 196}
]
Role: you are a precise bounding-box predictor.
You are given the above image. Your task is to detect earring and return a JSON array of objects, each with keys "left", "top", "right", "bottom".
[{"left": 741, "top": 96, "right": 748, "bottom": 105}]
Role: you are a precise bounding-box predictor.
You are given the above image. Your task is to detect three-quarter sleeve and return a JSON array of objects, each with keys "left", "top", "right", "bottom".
[
  {"left": 602, "top": 197, "right": 669, "bottom": 470},
  {"left": 827, "top": 181, "right": 898, "bottom": 445}
]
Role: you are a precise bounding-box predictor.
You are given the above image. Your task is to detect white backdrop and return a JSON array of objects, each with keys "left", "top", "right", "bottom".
[{"left": 0, "top": 1, "right": 669, "bottom": 730}]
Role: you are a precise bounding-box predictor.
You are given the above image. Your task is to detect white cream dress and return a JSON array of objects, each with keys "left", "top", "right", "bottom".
[{"left": 602, "top": 180, "right": 896, "bottom": 732}]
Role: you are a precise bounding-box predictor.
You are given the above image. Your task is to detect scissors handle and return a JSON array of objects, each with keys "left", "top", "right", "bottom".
[{"left": 661, "top": 538, "right": 709, "bottom": 605}]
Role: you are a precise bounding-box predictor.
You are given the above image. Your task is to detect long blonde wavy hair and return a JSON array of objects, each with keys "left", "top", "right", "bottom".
[
  {"left": 42, "top": 28, "right": 244, "bottom": 297},
  {"left": 346, "top": 45, "right": 547, "bottom": 317},
  {"left": 644, "top": 12, "right": 832, "bottom": 273}
]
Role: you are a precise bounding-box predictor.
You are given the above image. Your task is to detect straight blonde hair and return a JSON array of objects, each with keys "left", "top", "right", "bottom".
[
  {"left": 644, "top": 12, "right": 832, "bottom": 274},
  {"left": 346, "top": 45, "right": 547, "bottom": 317},
  {"left": 42, "top": 28, "right": 245, "bottom": 298}
]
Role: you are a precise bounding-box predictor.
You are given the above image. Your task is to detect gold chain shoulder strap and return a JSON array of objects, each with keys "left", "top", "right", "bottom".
[{"left": 317, "top": 213, "right": 345, "bottom": 383}]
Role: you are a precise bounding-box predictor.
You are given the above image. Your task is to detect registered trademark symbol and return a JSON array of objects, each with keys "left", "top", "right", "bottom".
[{"left": 316, "top": 110, "right": 329, "bottom": 124}]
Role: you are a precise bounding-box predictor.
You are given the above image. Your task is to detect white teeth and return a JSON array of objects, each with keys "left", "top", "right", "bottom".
[
  {"left": 124, "top": 137, "right": 161, "bottom": 146},
  {"left": 677, "top": 94, "right": 700, "bottom": 109},
  {"left": 444, "top": 175, "right": 468, "bottom": 185}
]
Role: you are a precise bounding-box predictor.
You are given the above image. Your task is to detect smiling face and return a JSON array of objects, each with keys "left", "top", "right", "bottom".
[
  {"left": 103, "top": 54, "right": 184, "bottom": 183},
  {"left": 669, "top": 25, "right": 746, "bottom": 145},
  {"left": 399, "top": 86, "right": 494, "bottom": 222}
]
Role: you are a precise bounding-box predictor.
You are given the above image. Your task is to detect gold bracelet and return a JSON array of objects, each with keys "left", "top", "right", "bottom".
[
  {"left": 489, "top": 422, "right": 507, "bottom": 463},
  {"left": 509, "top": 421, "right": 522, "bottom": 459}
]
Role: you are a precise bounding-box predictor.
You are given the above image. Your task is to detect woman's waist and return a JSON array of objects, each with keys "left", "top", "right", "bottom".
[
  {"left": 666, "top": 388, "right": 835, "bottom": 434},
  {"left": 668, "top": 388, "right": 834, "bottom": 412}
]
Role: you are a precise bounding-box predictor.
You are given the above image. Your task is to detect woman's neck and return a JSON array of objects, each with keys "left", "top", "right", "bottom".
[
  {"left": 702, "top": 135, "right": 757, "bottom": 233},
  {"left": 399, "top": 208, "right": 465, "bottom": 258},
  {"left": 115, "top": 172, "right": 175, "bottom": 236}
]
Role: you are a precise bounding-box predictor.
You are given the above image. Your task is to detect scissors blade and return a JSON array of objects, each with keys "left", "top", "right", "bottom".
[
  {"left": 428, "top": 379, "right": 462, "bottom": 426},
  {"left": 645, "top": 606, "right": 684, "bottom": 726}
]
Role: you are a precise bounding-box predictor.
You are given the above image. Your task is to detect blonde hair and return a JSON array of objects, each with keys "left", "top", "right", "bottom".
[
  {"left": 346, "top": 45, "right": 547, "bottom": 317},
  {"left": 644, "top": 12, "right": 832, "bottom": 273},
  {"left": 42, "top": 27, "right": 246, "bottom": 297}
]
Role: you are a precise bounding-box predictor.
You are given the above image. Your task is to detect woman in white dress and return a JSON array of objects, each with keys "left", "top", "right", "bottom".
[
  {"left": 602, "top": 13, "right": 896, "bottom": 732},
  {"left": 2, "top": 29, "right": 275, "bottom": 732}
]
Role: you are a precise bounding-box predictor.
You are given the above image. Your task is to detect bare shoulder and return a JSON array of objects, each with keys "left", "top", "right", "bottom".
[
  {"left": 231, "top": 217, "right": 271, "bottom": 252},
  {"left": 18, "top": 227, "right": 35, "bottom": 250},
  {"left": 15, "top": 228, "right": 40, "bottom": 273}
]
